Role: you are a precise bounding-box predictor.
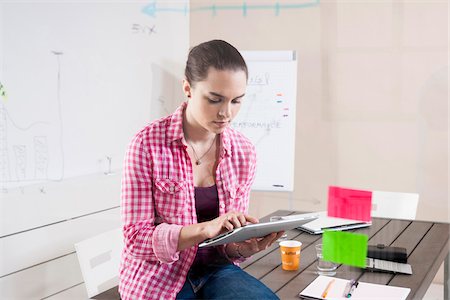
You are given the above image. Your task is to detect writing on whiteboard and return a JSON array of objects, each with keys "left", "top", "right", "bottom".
[
  {"left": 232, "top": 120, "right": 281, "bottom": 130},
  {"left": 249, "top": 73, "right": 269, "bottom": 86},
  {"left": 232, "top": 52, "right": 297, "bottom": 191},
  {"left": 131, "top": 23, "right": 157, "bottom": 36}
]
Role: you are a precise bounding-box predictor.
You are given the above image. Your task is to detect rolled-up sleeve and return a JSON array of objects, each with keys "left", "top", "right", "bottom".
[
  {"left": 152, "top": 223, "right": 183, "bottom": 264},
  {"left": 121, "top": 132, "right": 182, "bottom": 264}
]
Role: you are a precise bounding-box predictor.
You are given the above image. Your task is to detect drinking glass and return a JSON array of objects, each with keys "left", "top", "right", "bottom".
[{"left": 315, "top": 243, "right": 337, "bottom": 276}]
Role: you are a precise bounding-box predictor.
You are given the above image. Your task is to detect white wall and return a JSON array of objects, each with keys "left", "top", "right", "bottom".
[{"left": 189, "top": 0, "right": 448, "bottom": 223}]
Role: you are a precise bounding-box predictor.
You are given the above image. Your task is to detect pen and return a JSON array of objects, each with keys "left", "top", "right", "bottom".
[
  {"left": 321, "top": 279, "right": 335, "bottom": 298},
  {"left": 346, "top": 280, "right": 359, "bottom": 298},
  {"left": 343, "top": 279, "right": 355, "bottom": 297}
]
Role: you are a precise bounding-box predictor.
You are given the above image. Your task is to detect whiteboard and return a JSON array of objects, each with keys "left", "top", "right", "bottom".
[
  {"left": 0, "top": 4, "right": 189, "bottom": 294},
  {"left": 233, "top": 51, "right": 297, "bottom": 191},
  {"left": 0, "top": 1, "right": 188, "bottom": 193}
]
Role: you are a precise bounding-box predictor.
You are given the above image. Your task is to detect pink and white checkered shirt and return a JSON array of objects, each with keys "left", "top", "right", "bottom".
[{"left": 119, "top": 101, "right": 256, "bottom": 300}]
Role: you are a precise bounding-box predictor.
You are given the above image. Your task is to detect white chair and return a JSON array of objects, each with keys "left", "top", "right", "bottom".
[
  {"left": 371, "top": 191, "right": 419, "bottom": 220},
  {"left": 75, "top": 228, "right": 123, "bottom": 298}
]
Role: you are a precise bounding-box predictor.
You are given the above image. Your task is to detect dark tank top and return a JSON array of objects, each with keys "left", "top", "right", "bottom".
[{"left": 191, "top": 185, "right": 228, "bottom": 268}]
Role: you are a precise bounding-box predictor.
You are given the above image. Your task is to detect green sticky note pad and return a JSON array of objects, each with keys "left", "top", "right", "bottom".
[{"left": 322, "top": 230, "right": 368, "bottom": 268}]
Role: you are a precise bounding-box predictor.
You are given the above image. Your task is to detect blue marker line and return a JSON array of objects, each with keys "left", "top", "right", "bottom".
[
  {"left": 142, "top": 0, "right": 320, "bottom": 17},
  {"left": 275, "top": 2, "right": 280, "bottom": 16}
]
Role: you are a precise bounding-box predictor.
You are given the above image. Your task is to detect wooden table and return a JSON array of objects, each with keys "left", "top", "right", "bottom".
[{"left": 241, "top": 210, "right": 450, "bottom": 300}]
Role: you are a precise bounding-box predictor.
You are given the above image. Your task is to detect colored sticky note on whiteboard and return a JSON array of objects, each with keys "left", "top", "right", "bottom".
[
  {"left": 327, "top": 186, "right": 372, "bottom": 222},
  {"left": 322, "top": 230, "right": 368, "bottom": 268}
]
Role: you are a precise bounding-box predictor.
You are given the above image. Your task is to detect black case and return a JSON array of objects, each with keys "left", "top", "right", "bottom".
[{"left": 367, "top": 244, "right": 407, "bottom": 263}]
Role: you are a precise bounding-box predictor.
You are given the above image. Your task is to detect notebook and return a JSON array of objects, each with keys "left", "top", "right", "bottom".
[
  {"left": 299, "top": 275, "right": 411, "bottom": 300},
  {"left": 281, "top": 211, "right": 371, "bottom": 234}
]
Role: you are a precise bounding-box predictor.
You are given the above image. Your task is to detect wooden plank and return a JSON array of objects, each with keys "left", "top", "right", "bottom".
[
  {"left": 356, "top": 220, "right": 432, "bottom": 286},
  {"left": 244, "top": 231, "right": 318, "bottom": 279},
  {"left": 390, "top": 221, "right": 433, "bottom": 251},
  {"left": 254, "top": 231, "right": 321, "bottom": 290},
  {"left": 354, "top": 219, "right": 412, "bottom": 285},
  {"left": 390, "top": 223, "right": 450, "bottom": 300},
  {"left": 1, "top": 208, "right": 120, "bottom": 276},
  {"left": 273, "top": 218, "right": 390, "bottom": 300}
]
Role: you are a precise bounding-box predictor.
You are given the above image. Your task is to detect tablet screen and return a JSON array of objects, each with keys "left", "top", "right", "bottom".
[{"left": 199, "top": 215, "right": 317, "bottom": 247}]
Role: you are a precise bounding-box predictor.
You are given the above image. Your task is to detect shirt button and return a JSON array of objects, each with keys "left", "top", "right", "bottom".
[
  {"left": 170, "top": 186, "right": 175, "bottom": 192},
  {"left": 220, "top": 203, "right": 225, "bottom": 209}
]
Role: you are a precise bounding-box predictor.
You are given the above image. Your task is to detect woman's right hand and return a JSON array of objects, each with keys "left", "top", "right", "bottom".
[{"left": 203, "top": 211, "right": 259, "bottom": 239}]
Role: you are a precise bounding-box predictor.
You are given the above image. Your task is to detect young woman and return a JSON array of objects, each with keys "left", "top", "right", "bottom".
[{"left": 119, "top": 40, "right": 283, "bottom": 300}]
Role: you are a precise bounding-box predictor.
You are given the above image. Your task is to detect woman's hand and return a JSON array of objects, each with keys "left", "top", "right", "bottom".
[
  {"left": 178, "top": 211, "right": 258, "bottom": 251},
  {"left": 203, "top": 211, "right": 259, "bottom": 239},
  {"left": 233, "top": 231, "right": 285, "bottom": 258}
]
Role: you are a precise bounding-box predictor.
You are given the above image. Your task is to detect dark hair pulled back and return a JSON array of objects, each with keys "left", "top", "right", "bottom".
[{"left": 184, "top": 40, "right": 248, "bottom": 86}]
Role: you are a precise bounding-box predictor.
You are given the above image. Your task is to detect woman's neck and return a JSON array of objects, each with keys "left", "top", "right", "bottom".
[{"left": 183, "top": 106, "right": 216, "bottom": 144}]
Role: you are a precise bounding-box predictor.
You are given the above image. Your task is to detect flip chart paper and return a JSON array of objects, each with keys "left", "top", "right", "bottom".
[
  {"left": 328, "top": 186, "right": 372, "bottom": 222},
  {"left": 322, "top": 230, "right": 368, "bottom": 268}
]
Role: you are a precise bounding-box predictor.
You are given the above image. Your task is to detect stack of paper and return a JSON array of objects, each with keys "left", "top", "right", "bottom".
[{"left": 299, "top": 276, "right": 410, "bottom": 300}]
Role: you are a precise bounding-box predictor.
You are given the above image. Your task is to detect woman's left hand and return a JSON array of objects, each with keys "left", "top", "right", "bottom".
[{"left": 235, "top": 231, "right": 285, "bottom": 257}]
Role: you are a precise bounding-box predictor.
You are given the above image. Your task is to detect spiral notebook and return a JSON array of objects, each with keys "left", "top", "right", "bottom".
[{"left": 299, "top": 276, "right": 410, "bottom": 300}]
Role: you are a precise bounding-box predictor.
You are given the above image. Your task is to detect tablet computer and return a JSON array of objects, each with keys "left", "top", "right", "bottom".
[{"left": 198, "top": 215, "right": 317, "bottom": 248}]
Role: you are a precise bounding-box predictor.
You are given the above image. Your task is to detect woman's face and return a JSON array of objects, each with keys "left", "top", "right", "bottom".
[{"left": 184, "top": 67, "right": 247, "bottom": 134}]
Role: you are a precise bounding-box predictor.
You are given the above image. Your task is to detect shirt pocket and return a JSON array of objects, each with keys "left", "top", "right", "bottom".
[
  {"left": 153, "top": 178, "right": 188, "bottom": 218},
  {"left": 222, "top": 179, "right": 247, "bottom": 213}
]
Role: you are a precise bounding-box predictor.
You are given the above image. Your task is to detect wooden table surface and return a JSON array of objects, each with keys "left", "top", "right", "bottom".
[{"left": 241, "top": 210, "right": 450, "bottom": 300}]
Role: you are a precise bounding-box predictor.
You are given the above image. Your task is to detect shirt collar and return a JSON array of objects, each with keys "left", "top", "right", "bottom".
[
  {"left": 167, "top": 101, "right": 187, "bottom": 144},
  {"left": 166, "top": 101, "right": 232, "bottom": 157}
]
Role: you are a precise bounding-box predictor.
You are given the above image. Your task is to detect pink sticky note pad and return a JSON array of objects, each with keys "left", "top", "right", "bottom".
[{"left": 327, "top": 186, "right": 372, "bottom": 222}]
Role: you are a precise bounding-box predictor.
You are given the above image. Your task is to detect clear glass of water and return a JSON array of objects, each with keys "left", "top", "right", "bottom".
[
  {"left": 315, "top": 243, "right": 337, "bottom": 276},
  {"left": 269, "top": 216, "right": 288, "bottom": 242}
]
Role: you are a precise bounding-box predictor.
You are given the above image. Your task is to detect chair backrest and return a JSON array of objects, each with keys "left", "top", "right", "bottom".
[
  {"left": 75, "top": 228, "right": 123, "bottom": 298},
  {"left": 371, "top": 191, "right": 419, "bottom": 220}
]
